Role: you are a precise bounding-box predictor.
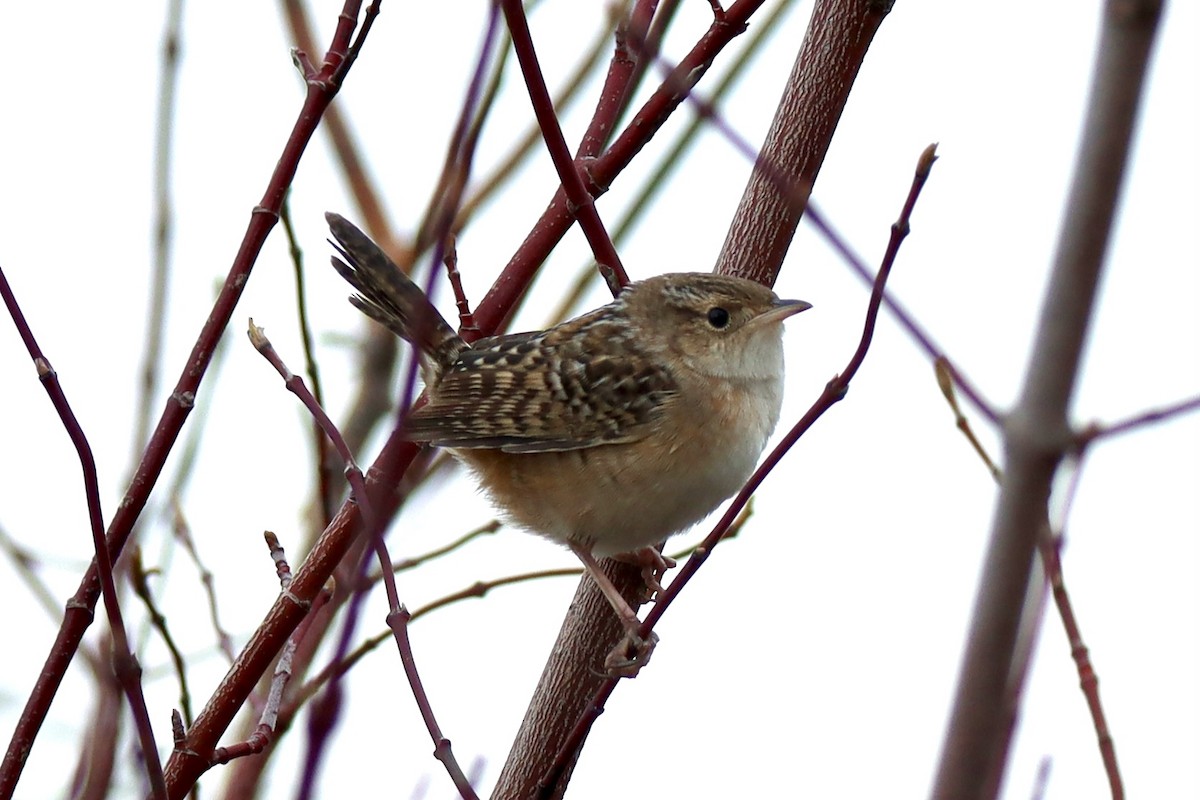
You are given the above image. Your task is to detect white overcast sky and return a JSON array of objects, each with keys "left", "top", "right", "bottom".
[{"left": 0, "top": 2, "right": 1196, "bottom": 799}]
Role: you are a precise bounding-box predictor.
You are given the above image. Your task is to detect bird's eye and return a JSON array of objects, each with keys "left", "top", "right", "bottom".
[{"left": 706, "top": 307, "right": 730, "bottom": 329}]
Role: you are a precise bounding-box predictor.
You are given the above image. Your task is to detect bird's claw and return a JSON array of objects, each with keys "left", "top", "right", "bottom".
[
  {"left": 604, "top": 629, "right": 659, "bottom": 677},
  {"left": 616, "top": 546, "right": 677, "bottom": 602}
]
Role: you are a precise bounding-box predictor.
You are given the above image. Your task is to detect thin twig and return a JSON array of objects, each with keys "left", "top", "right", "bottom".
[
  {"left": 500, "top": 0, "right": 629, "bottom": 292},
  {"left": 936, "top": 358, "right": 1002, "bottom": 480},
  {"left": 131, "top": 0, "right": 186, "bottom": 466},
  {"left": 1077, "top": 394, "right": 1200, "bottom": 446},
  {"left": 213, "top": 537, "right": 335, "bottom": 766},
  {"left": 544, "top": 0, "right": 801, "bottom": 326},
  {"left": 388, "top": 520, "right": 502, "bottom": 575},
  {"left": 0, "top": 525, "right": 70, "bottom": 627},
  {"left": 0, "top": 266, "right": 168, "bottom": 798},
  {"left": 452, "top": 2, "right": 626, "bottom": 234},
  {"left": 941, "top": 386, "right": 1121, "bottom": 800},
  {"left": 281, "top": 199, "right": 335, "bottom": 525},
  {"left": 148, "top": 3, "right": 389, "bottom": 794},
  {"left": 129, "top": 547, "right": 194, "bottom": 726},
  {"left": 170, "top": 499, "right": 237, "bottom": 663},
  {"left": 475, "top": 0, "right": 770, "bottom": 337}
]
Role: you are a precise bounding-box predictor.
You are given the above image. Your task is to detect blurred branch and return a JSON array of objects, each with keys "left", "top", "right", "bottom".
[
  {"left": 169, "top": 499, "right": 237, "bottom": 662},
  {"left": 281, "top": 200, "right": 335, "bottom": 526},
  {"left": 1078, "top": 394, "right": 1200, "bottom": 445},
  {"left": 129, "top": 547, "right": 194, "bottom": 726},
  {"left": 941, "top": 375, "right": 1124, "bottom": 799},
  {"left": 931, "top": 2, "right": 1163, "bottom": 797},
  {"left": 131, "top": 0, "right": 186, "bottom": 467}
]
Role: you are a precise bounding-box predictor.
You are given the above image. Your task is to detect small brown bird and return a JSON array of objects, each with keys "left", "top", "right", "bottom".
[{"left": 327, "top": 212, "right": 810, "bottom": 675}]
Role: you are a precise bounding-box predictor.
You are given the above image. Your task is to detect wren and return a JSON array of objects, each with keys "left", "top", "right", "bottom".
[{"left": 327, "top": 212, "right": 810, "bottom": 675}]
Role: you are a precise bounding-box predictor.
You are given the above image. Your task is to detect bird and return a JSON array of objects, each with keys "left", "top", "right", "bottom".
[{"left": 326, "top": 212, "right": 811, "bottom": 675}]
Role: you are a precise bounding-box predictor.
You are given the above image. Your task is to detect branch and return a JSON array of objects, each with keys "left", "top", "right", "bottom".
[
  {"left": 0, "top": 266, "right": 168, "bottom": 799},
  {"left": 931, "top": 2, "right": 1164, "bottom": 797}
]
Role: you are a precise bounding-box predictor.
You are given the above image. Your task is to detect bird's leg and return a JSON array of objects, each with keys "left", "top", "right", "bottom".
[
  {"left": 568, "top": 543, "right": 658, "bottom": 677},
  {"left": 614, "top": 545, "right": 677, "bottom": 600}
]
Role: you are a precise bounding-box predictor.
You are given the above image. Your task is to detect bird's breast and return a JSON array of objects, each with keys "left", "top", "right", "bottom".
[{"left": 455, "top": 373, "right": 784, "bottom": 557}]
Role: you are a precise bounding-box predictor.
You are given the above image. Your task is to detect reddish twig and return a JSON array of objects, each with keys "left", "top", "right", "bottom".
[
  {"left": 451, "top": 4, "right": 626, "bottom": 235},
  {"left": 211, "top": 537, "right": 334, "bottom": 767},
  {"left": 249, "top": 316, "right": 480, "bottom": 798},
  {"left": 119, "top": 4, "right": 389, "bottom": 796},
  {"left": 0, "top": 266, "right": 168, "bottom": 799},
  {"left": 475, "top": 0, "right": 770, "bottom": 335},
  {"left": 442, "top": 237, "right": 480, "bottom": 338},
  {"left": 943, "top": 397, "right": 1123, "bottom": 799},
  {"left": 1077, "top": 394, "right": 1200, "bottom": 445},
  {"left": 1038, "top": 529, "right": 1123, "bottom": 797},
  {"left": 500, "top": 0, "right": 629, "bottom": 293},
  {"left": 129, "top": 547, "right": 194, "bottom": 726}
]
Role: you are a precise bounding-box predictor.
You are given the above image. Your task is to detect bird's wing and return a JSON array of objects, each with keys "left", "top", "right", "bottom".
[{"left": 403, "top": 318, "right": 679, "bottom": 453}]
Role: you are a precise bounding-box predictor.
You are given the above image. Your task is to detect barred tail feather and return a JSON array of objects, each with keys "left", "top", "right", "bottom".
[{"left": 325, "top": 212, "right": 463, "bottom": 370}]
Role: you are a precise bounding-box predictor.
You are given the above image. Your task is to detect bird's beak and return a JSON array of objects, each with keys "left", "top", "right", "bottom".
[{"left": 753, "top": 298, "right": 813, "bottom": 326}]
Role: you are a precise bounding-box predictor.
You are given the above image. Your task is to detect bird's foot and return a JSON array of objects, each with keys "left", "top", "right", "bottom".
[
  {"left": 615, "top": 546, "right": 677, "bottom": 601},
  {"left": 603, "top": 629, "right": 659, "bottom": 678}
]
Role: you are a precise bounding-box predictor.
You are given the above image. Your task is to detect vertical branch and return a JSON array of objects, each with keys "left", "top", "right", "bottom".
[
  {"left": 716, "top": 0, "right": 893, "bottom": 285},
  {"left": 132, "top": 0, "right": 186, "bottom": 464},
  {"left": 930, "top": 2, "right": 1164, "bottom": 798}
]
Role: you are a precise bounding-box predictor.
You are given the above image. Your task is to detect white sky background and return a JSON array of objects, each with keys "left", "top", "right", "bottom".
[{"left": 0, "top": 1, "right": 1197, "bottom": 799}]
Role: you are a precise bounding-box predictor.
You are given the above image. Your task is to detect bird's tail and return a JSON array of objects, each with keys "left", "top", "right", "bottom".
[{"left": 326, "top": 212, "right": 464, "bottom": 372}]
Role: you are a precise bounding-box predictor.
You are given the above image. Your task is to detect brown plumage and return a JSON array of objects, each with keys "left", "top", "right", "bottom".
[{"left": 327, "top": 212, "right": 811, "bottom": 675}]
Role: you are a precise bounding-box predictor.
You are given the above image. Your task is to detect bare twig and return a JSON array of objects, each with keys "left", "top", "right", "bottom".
[
  {"left": 0, "top": 267, "right": 168, "bottom": 798},
  {"left": 132, "top": 0, "right": 186, "bottom": 467},
  {"left": 281, "top": 199, "right": 335, "bottom": 525},
  {"left": 1078, "top": 394, "right": 1200, "bottom": 445},
  {"left": 474, "top": 0, "right": 772, "bottom": 337},
  {"left": 0, "top": 525, "right": 71, "bottom": 627},
  {"left": 452, "top": 2, "right": 628, "bottom": 234},
  {"left": 1037, "top": 527, "right": 1121, "bottom": 797},
  {"left": 936, "top": 357, "right": 1002, "bottom": 480},
  {"left": 544, "top": 0, "right": 802, "bottom": 325},
  {"left": 170, "top": 500, "right": 237, "bottom": 663},
  {"left": 213, "top": 538, "right": 334, "bottom": 767},
  {"left": 388, "top": 519, "right": 502, "bottom": 575},
  {"left": 500, "top": 0, "right": 629, "bottom": 292},
  {"left": 129, "top": 547, "right": 194, "bottom": 726},
  {"left": 941, "top": 384, "right": 1123, "bottom": 800}
]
